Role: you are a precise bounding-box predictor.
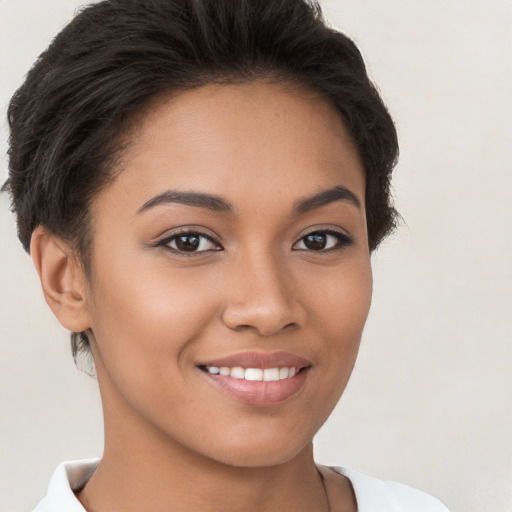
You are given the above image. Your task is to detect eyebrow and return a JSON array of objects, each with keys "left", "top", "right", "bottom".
[
  {"left": 137, "top": 190, "right": 233, "bottom": 214},
  {"left": 137, "top": 185, "right": 361, "bottom": 216},
  {"left": 293, "top": 185, "right": 361, "bottom": 213}
]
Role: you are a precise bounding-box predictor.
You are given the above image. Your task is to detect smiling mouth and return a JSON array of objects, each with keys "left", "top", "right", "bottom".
[
  {"left": 199, "top": 365, "right": 303, "bottom": 381},
  {"left": 196, "top": 352, "right": 311, "bottom": 405}
]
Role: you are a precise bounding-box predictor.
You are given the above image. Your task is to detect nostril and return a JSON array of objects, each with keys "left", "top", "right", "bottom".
[{"left": 220, "top": 285, "right": 306, "bottom": 335}]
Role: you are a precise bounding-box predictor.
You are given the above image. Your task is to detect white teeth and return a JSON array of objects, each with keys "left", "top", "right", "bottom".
[
  {"left": 263, "top": 368, "right": 280, "bottom": 381},
  {"left": 244, "top": 368, "right": 263, "bottom": 381},
  {"left": 230, "top": 367, "right": 245, "bottom": 379},
  {"left": 206, "top": 366, "right": 299, "bottom": 381}
]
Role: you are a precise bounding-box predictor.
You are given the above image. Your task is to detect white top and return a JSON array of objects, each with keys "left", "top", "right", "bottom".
[{"left": 33, "top": 459, "right": 450, "bottom": 512}]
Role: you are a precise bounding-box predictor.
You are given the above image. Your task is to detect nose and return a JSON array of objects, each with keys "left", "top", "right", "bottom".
[{"left": 220, "top": 251, "right": 305, "bottom": 337}]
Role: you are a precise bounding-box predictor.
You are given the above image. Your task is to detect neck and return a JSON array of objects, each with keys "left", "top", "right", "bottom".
[
  {"left": 78, "top": 431, "right": 327, "bottom": 512},
  {"left": 77, "top": 384, "right": 328, "bottom": 512}
]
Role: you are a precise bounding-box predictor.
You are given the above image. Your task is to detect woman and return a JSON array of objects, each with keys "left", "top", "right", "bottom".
[{"left": 4, "top": 0, "right": 450, "bottom": 510}]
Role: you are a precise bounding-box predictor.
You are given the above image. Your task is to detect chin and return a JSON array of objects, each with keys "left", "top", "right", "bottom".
[
  {"left": 207, "top": 442, "right": 311, "bottom": 469},
  {"left": 193, "top": 422, "right": 317, "bottom": 469}
]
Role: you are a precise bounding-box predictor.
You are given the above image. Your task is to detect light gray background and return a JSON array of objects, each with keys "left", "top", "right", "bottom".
[{"left": 1, "top": 1, "right": 511, "bottom": 511}]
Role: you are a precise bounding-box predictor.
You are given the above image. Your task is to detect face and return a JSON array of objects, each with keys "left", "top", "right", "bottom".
[{"left": 83, "top": 81, "right": 372, "bottom": 467}]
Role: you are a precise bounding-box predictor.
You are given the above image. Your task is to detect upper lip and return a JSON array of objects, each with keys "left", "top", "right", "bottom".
[{"left": 197, "top": 351, "right": 312, "bottom": 369}]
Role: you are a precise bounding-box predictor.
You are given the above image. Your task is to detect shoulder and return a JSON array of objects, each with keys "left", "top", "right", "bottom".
[
  {"left": 32, "top": 459, "right": 99, "bottom": 512},
  {"left": 331, "top": 466, "right": 450, "bottom": 512}
]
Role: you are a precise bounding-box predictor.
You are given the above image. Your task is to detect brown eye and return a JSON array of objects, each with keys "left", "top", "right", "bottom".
[
  {"left": 293, "top": 230, "right": 353, "bottom": 252},
  {"left": 304, "top": 233, "right": 328, "bottom": 250},
  {"left": 175, "top": 234, "right": 201, "bottom": 251},
  {"left": 161, "top": 231, "right": 221, "bottom": 253}
]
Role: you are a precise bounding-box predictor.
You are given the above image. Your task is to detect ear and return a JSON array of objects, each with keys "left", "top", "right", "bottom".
[{"left": 30, "top": 225, "right": 91, "bottom": 333}]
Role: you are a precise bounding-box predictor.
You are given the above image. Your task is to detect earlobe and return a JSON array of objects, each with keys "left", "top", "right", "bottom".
[{"left": 30, "top": 226, "right": 91, "bottom": 333}]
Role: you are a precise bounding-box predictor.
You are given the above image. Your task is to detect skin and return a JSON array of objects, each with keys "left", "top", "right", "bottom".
[{"left": 31, "top": 80, "right": 371, "bottom": 512}]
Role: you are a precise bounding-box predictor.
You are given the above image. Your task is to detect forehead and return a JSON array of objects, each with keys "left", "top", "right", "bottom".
[{"left": 94, "top": 80, "right": 365, "bottom": 216}]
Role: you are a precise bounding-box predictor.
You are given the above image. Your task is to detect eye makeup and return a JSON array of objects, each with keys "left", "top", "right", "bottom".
[
  {"left": 292, "top": 228, "right": 354, "bottom": 252},
  {"left": 151, "top": 225, "right": 354, "bottom": 258},
  {"left": 153, "top": 228, "right": 223, "bottom": 256}
]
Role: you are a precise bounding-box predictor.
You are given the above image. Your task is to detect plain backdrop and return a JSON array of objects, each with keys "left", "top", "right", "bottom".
[{"left": 1, "top": 1, "right": 511, "bottom": 511}]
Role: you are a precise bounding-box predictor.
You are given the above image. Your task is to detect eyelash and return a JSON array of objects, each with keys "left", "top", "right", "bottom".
[
  {"left": 154, "top": 228, "right": 353, "bottom": 256},
  {"left": 293, "top": 229, "right": 353, "bottom": 252},
  {"left": 154, "top": 229, "right": 222, "bottom": 257}
]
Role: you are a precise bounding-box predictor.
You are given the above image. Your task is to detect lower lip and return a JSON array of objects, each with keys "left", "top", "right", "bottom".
[{"left": 200, "top": 368, "right": 310, "bottom": 406}]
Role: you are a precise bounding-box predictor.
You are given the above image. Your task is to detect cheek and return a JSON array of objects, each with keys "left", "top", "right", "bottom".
[
  {"left": 298, "top": 254, "right": 372, "bottom": 386},
  {"left": 87, "top": 254, "right": 221, "bottom": 384},
  {"left": 325, "top": 266, "right": 372, "bottom": 342},
  {"left": 301, "top": 254, "right": 372, "bottom": 337}
]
